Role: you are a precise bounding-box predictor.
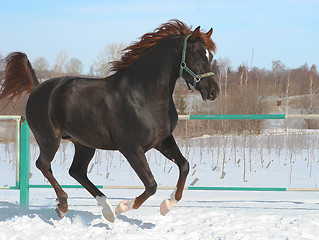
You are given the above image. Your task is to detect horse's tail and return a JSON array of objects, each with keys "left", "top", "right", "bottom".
[{"left": 0, "top": 52, "right": 40, "bottom": 104}]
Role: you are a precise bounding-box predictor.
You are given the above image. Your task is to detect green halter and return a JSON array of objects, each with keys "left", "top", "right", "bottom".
[{"left": 179, "top": 35, "right": 215, "bottom": 90}]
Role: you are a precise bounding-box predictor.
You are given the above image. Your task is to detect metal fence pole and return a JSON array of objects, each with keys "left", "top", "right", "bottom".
[
  {"left": 15, "top": 118, "right": 21, "bottom": 189},
  {"left": 19, "top": 119, "right": 30, "bottom": 208}
]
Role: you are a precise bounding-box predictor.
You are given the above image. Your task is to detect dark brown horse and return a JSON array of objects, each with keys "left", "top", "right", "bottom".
[{"left": 0, "top": 20, "right": 219, "bottom": 222}]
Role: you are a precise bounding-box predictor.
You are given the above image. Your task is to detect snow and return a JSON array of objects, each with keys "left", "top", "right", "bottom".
[
  {"left": 1, "top": 133, "right": 319, "bottom": 239},
  {"left": 1, "top": 190, "right": 319, "bottom": 239}
]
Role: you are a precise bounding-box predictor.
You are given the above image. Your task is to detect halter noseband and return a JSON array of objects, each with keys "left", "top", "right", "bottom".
[{"left": 179, "top": 34, "right": 215, "bottom": 90}]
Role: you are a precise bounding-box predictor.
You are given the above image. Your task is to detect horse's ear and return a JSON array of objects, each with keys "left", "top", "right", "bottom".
[
  {"left": 190, "top": 26, "right": 201, "bottom": 41},
  {"left": 206, "top": 28, "right": 213, "bottom": 38}
]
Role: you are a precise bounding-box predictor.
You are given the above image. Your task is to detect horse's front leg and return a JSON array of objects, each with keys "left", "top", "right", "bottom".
[
  {"left": 155, "top": 135, "right": 190, "bottom": 216},
  {"left": 69, "top": 142, "right": 115, "bottom": 222},
  {"left": 115, "top": 147, "right": 157, "bottom": 215}
]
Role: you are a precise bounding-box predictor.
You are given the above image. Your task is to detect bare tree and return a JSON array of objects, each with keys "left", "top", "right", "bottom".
[
  {"left": 65, "top": 58, "right": 83, "bottom": 76},
  {"left": 272, "top": 60, "right": 286, "bottom": 97},
  {"left": 218, "top": 58, "right": 232, "bottom": 97},
  {"left": 53, "top": 50, "right": 68, "bottom": 76},
  {"left": 33, "top": 57, "right": 50, "bottom": 81},
  {"left": 237, "top": 65, "right": 248, "bottom": 94},
  {"left": 92, "top": 43, "right": 126, "bottom": 77},
  {"left": 224, "top": 67, "right": 231, "bottom": 97}
]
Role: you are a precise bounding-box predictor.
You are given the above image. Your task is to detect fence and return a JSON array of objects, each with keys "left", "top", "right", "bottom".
[
  {"left": 0, "top": 116, "right": 29, "bottom": 207},
  {"left": 1, "top": 114, "right": 319, "bottom": 208}
]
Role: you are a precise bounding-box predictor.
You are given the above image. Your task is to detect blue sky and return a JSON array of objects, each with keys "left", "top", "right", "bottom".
[{"left": 1, "top": 0, "right": 318, "bottom": 73}]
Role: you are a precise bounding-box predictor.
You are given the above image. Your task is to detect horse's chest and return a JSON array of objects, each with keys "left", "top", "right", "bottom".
[{"left": 146, "top": 115, "right": 176, "bottom": 144}]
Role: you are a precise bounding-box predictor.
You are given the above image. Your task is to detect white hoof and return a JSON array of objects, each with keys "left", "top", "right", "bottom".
[
  {"left": 96, "top": 196, "right": 115, "bottom": 223},
  {"left": 102, "top": 206, "right": 115, "bottom": 223},
  {"left": 160, "top": 188, "right": 178, "bottom": 216},
  {"left": 115, "top": 198, "right": 135, "bottom": 215},
  {"left": 160, "top": 198, "right": 177, "bottom": 216}
]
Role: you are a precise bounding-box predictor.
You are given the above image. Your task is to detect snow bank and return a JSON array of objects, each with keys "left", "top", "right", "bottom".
[{"left": 1, "top": 190, "right": 319, "bottom": 239}]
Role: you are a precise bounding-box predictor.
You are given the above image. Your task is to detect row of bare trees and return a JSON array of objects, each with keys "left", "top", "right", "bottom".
[
  {"left": 0, "top": 43, "right": 126, "bottom": 81},
  {"left": 173, "top": 59, "right": 319, "bottom": 136}
]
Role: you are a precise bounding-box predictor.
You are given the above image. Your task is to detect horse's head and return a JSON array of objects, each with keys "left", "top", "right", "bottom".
[{"left": 180, "top": 26, "right": 219, "bottom": 101}]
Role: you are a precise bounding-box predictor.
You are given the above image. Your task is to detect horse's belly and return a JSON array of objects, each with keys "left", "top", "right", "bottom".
[{"left": 63, "top": 127, "right": 117, "bottom": 150}]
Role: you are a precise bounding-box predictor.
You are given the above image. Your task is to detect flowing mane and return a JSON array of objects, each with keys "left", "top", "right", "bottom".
[{"left": 111, "top": 19, "right": 216, "bottom": 72}]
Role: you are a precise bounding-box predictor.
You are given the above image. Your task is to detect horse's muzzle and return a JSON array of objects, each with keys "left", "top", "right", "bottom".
[
  {"left": 209, "top": 88, "right": 219, "bottom": 101},
  {"left": 201, "top": 86, "right": 219, "bottom": 101}
]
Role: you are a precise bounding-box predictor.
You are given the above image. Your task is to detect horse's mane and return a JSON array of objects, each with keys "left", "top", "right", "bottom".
[{"left": 111, "top": 19, "right": 216, "bottom": 72}]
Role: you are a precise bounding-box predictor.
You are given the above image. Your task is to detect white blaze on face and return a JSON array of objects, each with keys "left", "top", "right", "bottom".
[{"left": 206, "top": 49, "right": 210, "bottom": 61}]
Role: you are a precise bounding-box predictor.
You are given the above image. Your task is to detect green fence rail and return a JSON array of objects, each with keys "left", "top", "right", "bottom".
[
  {"left": 2, "top": 114, "right": 319, "bottom": 208},
  {"left": 178, "top": 114, "right": 286, "bottom": 120}
]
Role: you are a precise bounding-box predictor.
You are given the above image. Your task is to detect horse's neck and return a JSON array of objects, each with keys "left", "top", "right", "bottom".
[{"left": 122, "top": 37, "right": 183, "bottom": 96}]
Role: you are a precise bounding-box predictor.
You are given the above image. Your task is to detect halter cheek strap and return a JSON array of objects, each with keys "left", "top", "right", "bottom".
[{"left": 179, "top": 35, "right": 215, "bottom": 90}]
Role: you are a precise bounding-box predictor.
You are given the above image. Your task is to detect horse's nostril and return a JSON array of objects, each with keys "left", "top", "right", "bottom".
[
  {"left": 210, "top": 88, "right": 219, "bottom": 100},
  {"left": 212, "top": 88, "right": 219, "bottom": 97}
]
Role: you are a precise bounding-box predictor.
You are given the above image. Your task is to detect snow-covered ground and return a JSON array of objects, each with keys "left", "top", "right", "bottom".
[{"left": 1, "top": 133, "right": 319, "bottom": 239}]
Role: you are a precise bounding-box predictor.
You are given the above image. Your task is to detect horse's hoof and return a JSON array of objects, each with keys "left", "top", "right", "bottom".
[
  {"left": 160, "top": 199, "right": 177, "bottom": 216},
  {"left": 96, "top": 196, "right": 115, "bottom": 222},
  {"left": 56, "top": 197, "right": 68, "bottom": 213},
  {"left": 55, "top": 207, "right": 66, "bottom": 219},
  {"left": 102, "top": 207, "right": 115, "bottom": 223},
  {"left": 115, "top": 199, "right": 135, "bottom": 215}
]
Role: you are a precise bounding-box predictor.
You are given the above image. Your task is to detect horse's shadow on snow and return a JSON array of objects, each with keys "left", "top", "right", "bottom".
[
  {"left": 0, "top": 201, "right": 110, "bottom": 229},
  {"left": 117, "top": 214, "right": 155, "bottom": 229},
  {"left": 0, "top": 201, "right": 155, "bottom": 229}
]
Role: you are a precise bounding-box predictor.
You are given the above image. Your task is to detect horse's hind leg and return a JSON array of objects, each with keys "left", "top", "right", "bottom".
[
  {"left": 115, "top": 147, "right": 157, "bottom": 215},
  {"left": 35, "top": 138, "right": 69, "bottom": 218},
  {"left": 155, "top": 135, "right": 190, "bottom": 216},
  {"left": 68, "top": 142, "right": 115, "bottom": 222}
]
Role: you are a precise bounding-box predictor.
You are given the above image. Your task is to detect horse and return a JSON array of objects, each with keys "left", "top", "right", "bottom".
[{"left": 0, "top": 19, "right": 219, "bottom": 222}]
